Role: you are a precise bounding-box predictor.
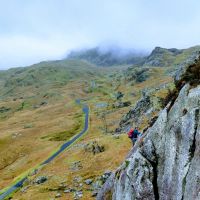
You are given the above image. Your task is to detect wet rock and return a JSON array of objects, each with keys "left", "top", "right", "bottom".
[{"left": 34, "top": 176, "right": 47, "bottom": 184}]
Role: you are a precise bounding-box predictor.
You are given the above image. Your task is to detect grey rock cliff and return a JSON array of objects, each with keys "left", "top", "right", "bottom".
[{"left": 97, "top": 84, "right": 200, "bottom": 200}]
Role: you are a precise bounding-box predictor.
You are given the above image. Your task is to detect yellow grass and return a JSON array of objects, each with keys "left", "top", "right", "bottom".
[{"left": 0, "top": 66, "right": 174, "bottom": 199}]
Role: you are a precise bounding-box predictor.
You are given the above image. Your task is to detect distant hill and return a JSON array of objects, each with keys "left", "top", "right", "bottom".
[
  {"left": 1, "top": 45, "right": 199, "bottom": 100},
  {"left": 67, "top": 46, "right": 200, "bottom": 68},
  {"left": 0, "top": 59, "right": 101, "bottom": 99},
  {"left": 67, "top": 47, "right": 147, "bottom": 66}
]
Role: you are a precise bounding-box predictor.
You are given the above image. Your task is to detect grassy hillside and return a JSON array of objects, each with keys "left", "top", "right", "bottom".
[
  {"left": 0, "top": 59, "right": 103, "bottom": 100},
  {"left": 0, "top": 45, "right": 199, "bottom": 199}
]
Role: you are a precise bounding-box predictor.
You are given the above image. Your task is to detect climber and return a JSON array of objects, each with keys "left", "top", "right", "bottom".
[{"left": 128, "top": 127, "right": 141, "bottom": 146}]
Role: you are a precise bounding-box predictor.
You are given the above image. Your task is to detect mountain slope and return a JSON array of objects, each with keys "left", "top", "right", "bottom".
[
  {"left": 0, "top": 59, "right": 101, "bottom": 99},
  {"left": 67, "top": 45, "right": 200, "bottom": 68},
  {"left": 0, "top": 45, "right": 200, "bottom": 200},
  {"left": 97, "top": 56, "right": 200, "bottom": 200},
  {"left": 67, "top": 47, "right": 146, "bottom": 66}
]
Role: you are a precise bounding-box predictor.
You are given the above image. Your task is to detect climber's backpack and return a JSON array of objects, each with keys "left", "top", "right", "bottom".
[{"left": 128, "top": 129, "right": 134, "bottom": 138}]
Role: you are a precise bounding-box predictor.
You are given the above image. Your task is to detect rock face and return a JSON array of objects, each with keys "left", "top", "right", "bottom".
[
  {"left": 174, "top": 53, "right": 199, "bottom": 83},
  {"left": 117, "top": 89, "right": 162, "bottom": 133},
  {"left": 97, "top": 83, "right": 200, "bottom": 200}
]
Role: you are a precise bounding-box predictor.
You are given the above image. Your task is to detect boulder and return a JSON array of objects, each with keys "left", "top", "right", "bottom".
[
  {"left": 112, "top": 101, "right": 131, "bottom": 109},
  {"left": 74, "top": 190, "right": 83, "bottom": 199},
  {"left": 55, "top": 193, "right": 61, "bottom": 198},
  {"left": 84, "top": 141, "right": 105, "bottom": 155},
  {"left": 84, "top": 179, "right": 93, "bottom": 185},
  {"left": 34, "top": 176, "right": 47, "bottom": 184}
]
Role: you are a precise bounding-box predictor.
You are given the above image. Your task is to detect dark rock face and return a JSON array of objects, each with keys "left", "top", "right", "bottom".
[{"left": 97, "top": 84, "right": 200, "bottom": 200}]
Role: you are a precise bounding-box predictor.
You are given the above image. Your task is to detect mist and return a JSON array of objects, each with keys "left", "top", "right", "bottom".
[{"left": 1, "top": 0, "right": 200, "bottom": 69}]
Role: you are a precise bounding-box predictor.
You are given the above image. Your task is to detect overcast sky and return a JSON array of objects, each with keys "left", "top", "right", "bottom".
[{"left": 1, "top": 0, "right": 200, "bottom": 69}]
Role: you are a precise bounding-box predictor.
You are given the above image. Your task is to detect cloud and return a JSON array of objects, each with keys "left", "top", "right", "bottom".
[{"left": 0, "top": 0, "right": 200, "bottom": 69}]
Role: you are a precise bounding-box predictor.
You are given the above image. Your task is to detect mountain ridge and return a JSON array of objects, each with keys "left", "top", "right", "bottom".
[{"left": 67, "top": 45, "right": 200, "bottom": 67}]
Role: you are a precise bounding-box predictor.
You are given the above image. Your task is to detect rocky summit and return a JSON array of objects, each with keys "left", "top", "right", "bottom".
[{"left": 97, "top": 58, "right": 200, "bottom": 200}]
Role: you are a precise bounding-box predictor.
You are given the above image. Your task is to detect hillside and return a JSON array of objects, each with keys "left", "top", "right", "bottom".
[
  {"left": 0, "top": 45, "right": 199, "bottom": 200},
  {"left": 0, "top": 59, "right": 102, "bottom": 100},
  {"left": 97, "top": 55, "right": 200, "bottom": 200},
  {"left": 67, "top": 45, "right": 200, "bottom": 68}
]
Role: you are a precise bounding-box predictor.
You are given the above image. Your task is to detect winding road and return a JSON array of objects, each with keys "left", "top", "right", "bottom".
[{"left": 0, "top": 101, "right": 89, "bottom": 200}]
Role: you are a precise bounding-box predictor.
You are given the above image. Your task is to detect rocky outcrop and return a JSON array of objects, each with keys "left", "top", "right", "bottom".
[
  {"left": 174, "top": 53, "right": 200, "bottom": 84},
  {"left": 144, "top": 46, "right": 200, "bottom": 68},
  {"left": 118, "top": 93, "right": 152, "bottom": 132},
  {"left": 144, "top": 47, "right": 181, "bottom": 67},
  {"left": 84, "top": 141, "right": 105, "bottom": 155},
  {"left": 97, "top": 82, "right": 200, "bottom": 200},
  {"left": 116, "top": 89, "right": 163, "bottom": 133}
]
